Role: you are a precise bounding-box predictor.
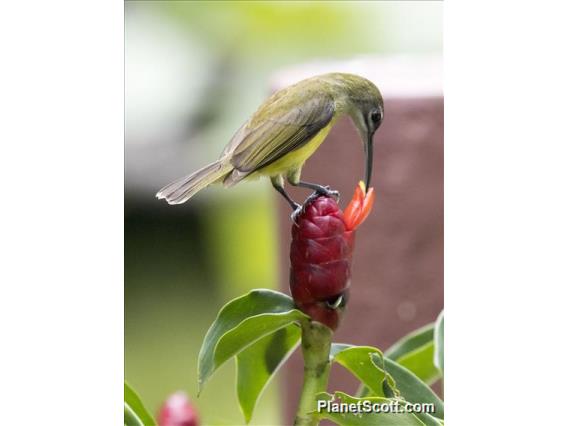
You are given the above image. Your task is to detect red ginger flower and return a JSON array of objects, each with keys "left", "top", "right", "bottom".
[
  {"left": 157, "top": 391, "right": 199, "bottom": 426},
  {"left": 289, "top": 182, "right": 375, "bottom": 330}
]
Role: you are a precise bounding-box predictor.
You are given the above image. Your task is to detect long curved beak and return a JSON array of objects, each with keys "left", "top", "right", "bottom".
[{"left": 364, "top": 132, "right": 374, "bottom": 191}]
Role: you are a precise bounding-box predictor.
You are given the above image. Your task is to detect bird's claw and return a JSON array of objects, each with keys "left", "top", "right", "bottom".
[
  {"left": 303, "top": 191, "right": 322, "bottom": 207},
  {"left": 290, "top": 203, "right": 303, "bottom": 224},
  {"left": 290, "top": 188, "right": 341, "bottom": 224},
  {"left": 317, "top": 186, "right": 340, "bottom": 201}
]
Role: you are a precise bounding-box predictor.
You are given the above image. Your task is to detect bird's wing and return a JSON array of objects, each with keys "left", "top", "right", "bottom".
[{"left": 227, "top": 91, "right": 335, "bottom": 174}]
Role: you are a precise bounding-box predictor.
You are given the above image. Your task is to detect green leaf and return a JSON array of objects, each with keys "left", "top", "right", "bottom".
[
  {"left": 385, "top": 323, "right": 435, "bottom": 360},
  {"left": 124, "top": 381, "right": 156, "bottom": 426},
  {"left": 332, "top": 344, "right": 444, "bottom": 420},
  {"left": 394, "top": 342, "right": 439, "bottom": 385},
  {"left": 198, "top": 289, "right": 308, "bottom": 393},
  {"left": 236, "top": 324, "right": 301, "bottom": 423},
  {"left": 434, "top": 311, "right": 444, "bottom": 375},
  {"left": 375, "top": 355, "right": 444, "bottom": 419},
  {"left": 313, "top": 392, "right": 425, "bottom": 426},
  {"left": 330, "top": 344, "right": 398, "bottom": 398},
  {"left": 385, "top": 323, "right": 441, "bottom": 385},
  {"left": 414, "top": 412, "right": 445, "bottom": 426}
]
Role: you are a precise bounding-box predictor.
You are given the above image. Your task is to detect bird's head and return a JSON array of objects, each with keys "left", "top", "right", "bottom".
[{"left": 346, "top": 78, "right": 384, "bottom": 191}]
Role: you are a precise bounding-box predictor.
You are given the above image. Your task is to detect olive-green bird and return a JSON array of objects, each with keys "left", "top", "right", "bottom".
[{"left": 156, "top": 72, "right": 384, "bottom": 210}]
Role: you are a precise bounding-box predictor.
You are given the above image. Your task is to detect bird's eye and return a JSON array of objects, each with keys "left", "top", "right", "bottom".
[{"left": 370, "top": 109, "right": 381, "bottom": 124}]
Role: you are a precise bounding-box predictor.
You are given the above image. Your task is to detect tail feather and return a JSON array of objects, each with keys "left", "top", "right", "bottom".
[{"left": 156, "top": 161, "right": 230, "bottom": 205}]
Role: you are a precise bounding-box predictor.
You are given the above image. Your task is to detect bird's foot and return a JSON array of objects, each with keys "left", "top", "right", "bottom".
[
  {"left": 290, "top": 188, "right": 340, "bottom": 224},
  {"left": 307, "top": 191, "right": 322, "bottom": 204},
  {"left": 290, "top": 202, "right": 303, "bottom": 224},
  {"left": 316, "top": 186, "right": 340, "bottom": 201}
]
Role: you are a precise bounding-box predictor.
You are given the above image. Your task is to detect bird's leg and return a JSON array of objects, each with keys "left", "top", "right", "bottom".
[
  {"left": 271, "top": 176, "right": 301, "bottom": 211},
  {"left": 289, "top": 180, "right": 340, "bottom": 202},
  {"left": 296, "top": 181, "right": 339, "bottom": 198},
  {"left": 287, "top": 167, "right": 340, "bottom": 199}
]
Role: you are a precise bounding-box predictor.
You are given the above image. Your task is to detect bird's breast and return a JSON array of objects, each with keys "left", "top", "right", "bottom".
[{"left": 258, "top": 120, "right": 335, "bottom": 177}]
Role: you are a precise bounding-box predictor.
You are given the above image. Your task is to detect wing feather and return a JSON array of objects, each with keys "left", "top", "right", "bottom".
[{"left": 228, "top": 92, "right": 335, "bottom": 174}]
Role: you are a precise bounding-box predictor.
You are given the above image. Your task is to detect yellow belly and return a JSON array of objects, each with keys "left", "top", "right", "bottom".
[{"left": 254, "top": 121, "right": 334, "bottom": 177}]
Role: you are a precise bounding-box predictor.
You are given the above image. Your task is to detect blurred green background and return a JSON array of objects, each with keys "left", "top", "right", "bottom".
[{"left": 125, "top": 2, "right": 442, "bottom": 425}]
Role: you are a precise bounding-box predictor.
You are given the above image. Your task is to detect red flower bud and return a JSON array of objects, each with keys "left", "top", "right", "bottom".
[
  {"left": 289, "top": 183, "right": 375, "bottom": 330},
  {"left": 157, "top": 392, "right": 199, "bottom": 426}
]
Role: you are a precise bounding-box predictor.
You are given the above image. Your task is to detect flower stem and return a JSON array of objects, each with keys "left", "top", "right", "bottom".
[{"left": 294, "top": 320, "right": 333, "bottom": 426}]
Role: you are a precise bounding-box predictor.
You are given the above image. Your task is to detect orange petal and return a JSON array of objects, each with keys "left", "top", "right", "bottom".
[
  {"left": 354, "top": 187, "right": 375, "bottom": 228},
  {"left": 343, "top": 185, "right": 364, "bottom": 230},
  {"left": 344, "top": 185, "right": 376, "bottom": 230}
]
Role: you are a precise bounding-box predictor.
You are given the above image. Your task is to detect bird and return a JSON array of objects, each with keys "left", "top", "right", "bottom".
[{"left": 156, "top": 72, "right": 384, "bottom": 212}]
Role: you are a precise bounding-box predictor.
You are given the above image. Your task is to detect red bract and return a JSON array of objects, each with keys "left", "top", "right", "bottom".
[
  {"left": 289, "top": 183, "right": 375, "bottom": 330},
  {"left": 157, "top": 392, "right": 199, "bottom": 426}
]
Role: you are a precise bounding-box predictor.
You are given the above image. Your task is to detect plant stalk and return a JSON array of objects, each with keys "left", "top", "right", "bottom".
[{"left": 294, "top": 320, "right": 333, "bottom": 426}]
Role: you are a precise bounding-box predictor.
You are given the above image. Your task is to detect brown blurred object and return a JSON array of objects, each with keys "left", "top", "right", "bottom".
[{"left": 271, "top": 57, "right": 443, "bottom": 420}]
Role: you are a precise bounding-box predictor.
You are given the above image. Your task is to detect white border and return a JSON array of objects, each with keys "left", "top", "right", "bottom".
[
  {"left": 0, "top": 1, "right": 123, "bottom": 424},
  {"left": 1, "top": 1, "right": 567, "bottom": 424},
  {"left": 446, "top": 1, "right": 568, "bottom": 424}
]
